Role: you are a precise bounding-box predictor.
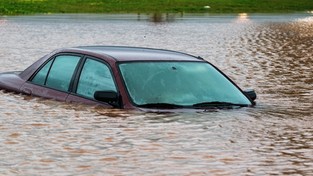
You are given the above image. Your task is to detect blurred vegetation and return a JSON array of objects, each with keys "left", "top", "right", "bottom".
[{"left": 0, "top": 0, "right": 313, "bottom": 15}]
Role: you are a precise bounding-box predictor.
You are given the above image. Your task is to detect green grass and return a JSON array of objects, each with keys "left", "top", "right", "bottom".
[{"left": 1, "top": 0, "right": 313, "bottom": 15}]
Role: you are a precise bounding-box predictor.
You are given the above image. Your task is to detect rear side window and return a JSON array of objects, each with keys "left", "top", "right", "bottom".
[
  {"left": 76, "top": 58, "right": 116, "bottom": 99},
  {"left": 32, "top": 59, "right": 53, "bottom": 85},
  {"left": 31, "top": 55, "right": 81, "bottom": 92}
]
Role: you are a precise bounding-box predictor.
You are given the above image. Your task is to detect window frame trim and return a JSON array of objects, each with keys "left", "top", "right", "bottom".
[
  {"left": 28, "top": 52, "right": 84, "bottom": 93},
  {"left": 70, "top": 56, "right": 119, "bottom": 101}
]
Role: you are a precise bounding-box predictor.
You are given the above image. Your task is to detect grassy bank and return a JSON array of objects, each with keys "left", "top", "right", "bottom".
[{"left": 1, "top": 0, "right": 313, "bottom": 15}]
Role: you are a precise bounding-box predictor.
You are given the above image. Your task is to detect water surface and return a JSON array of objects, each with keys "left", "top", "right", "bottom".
[{"left": 0, "top": 13, "right": 312, "bottom": 175}]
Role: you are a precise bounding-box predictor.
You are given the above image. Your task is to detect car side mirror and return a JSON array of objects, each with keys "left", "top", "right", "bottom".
[
  {"left": 243, "top": 89, "right": 257, "bottom": 101},
  {"left": 94, "top": 91, "right": 119, "bottom": 107}
]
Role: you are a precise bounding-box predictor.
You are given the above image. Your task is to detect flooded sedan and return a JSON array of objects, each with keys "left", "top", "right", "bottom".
[{"left": 0, "top": 46, "right": 256, "bottom": 111}]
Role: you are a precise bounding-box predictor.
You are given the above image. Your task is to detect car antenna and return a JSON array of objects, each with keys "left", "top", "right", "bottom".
[{"left": 197, "top": 56, "right": 205, "bottom": 60}]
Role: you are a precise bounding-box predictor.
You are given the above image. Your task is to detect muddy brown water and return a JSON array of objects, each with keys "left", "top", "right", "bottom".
[{"left": 0, "top": 13, "right": 312, "bottom": 175}]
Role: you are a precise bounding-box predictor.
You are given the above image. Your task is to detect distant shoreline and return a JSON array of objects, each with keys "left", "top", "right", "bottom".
[{"left": 1, "top": 0, "right": 313, "bottom": 16}]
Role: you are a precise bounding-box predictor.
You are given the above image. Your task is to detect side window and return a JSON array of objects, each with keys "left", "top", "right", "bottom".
[
  {"left": 31, "top": 55, "right": 80, "bottom": 92},
  {"left": 46, "top": 55, "right": 80, "bottom": 91},
  {"left": 32, "top": 59, "right": 53, "bottom": 85},
  {"left": 76, "top": 58, "right": 116, "bottom": 99}
]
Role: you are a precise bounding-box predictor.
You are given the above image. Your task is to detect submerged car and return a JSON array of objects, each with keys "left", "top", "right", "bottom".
[{"left": 0, "top": 46, "right": 256, "bottom": 110}]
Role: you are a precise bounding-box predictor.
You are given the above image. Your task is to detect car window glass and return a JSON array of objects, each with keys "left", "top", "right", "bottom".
[
  {"left": 77, "top": 58, "right": 116, "bottom": 99},
  {"left": 31, "top": 59, "right": 53, "bottom": 85},
  {"left": 119, "top": 62, "right": 251, "bottom": 106},
  {"left": 45, "top": 55, "right": 80, "bottom": 92}
]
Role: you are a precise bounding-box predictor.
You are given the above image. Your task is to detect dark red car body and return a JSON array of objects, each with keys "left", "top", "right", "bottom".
[{"left": 0, "top": 46, "right": 256, "bottom": 110}]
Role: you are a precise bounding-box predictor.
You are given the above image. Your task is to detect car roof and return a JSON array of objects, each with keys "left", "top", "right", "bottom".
[{"left": 62, "top": 46, "right": 205, "bottom": 62}]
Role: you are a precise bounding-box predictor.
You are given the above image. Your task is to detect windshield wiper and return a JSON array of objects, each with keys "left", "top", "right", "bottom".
[
  {"left": 137, "top": 102, "right": 247, "bottom": 109},
  {"left": 137, "top": 103, "right": 185, "bottom": 109},
  {"left": 192, "top": 101, "right": 247, "bottom": 108}
]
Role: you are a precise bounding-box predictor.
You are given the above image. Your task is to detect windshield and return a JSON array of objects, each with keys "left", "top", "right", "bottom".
[{"left": 119, "top": 61, "right": 251, "bottom": 107}]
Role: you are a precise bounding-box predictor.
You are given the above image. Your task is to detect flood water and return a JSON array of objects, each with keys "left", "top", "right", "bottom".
[{"left": 0, "top": 13, "right": 312, "bottom": 175}]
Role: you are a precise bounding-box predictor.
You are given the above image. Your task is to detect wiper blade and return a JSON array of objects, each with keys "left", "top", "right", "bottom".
[
  {"left": 137, "top": 103, "right": 184, "bottom": 109},
  {"left": 192, "top": 101, "right": 247, "bottom": 108}
]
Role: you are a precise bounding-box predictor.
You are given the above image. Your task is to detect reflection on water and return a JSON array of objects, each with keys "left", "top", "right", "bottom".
[
  {"left": 236, "top": 13, "right": 249, "bottom": 22},
  {"left": 0, "top": 13, "right": 313, "bottom": 175},
  {"left": 149, "top": 13, "right": 177, "bottom": 22}
]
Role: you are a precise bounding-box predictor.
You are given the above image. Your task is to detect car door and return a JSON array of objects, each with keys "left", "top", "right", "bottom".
[
  {"left": 66, "top": 57, "right": 118, "bottom": 107},
  {"left": 20, "top": 54, "right": 81, "bottom": 101}
]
